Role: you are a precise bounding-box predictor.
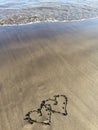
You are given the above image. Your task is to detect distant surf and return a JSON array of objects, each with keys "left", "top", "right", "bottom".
[{"left": 0, "top": 0, "right": 98, "bottom": 25}]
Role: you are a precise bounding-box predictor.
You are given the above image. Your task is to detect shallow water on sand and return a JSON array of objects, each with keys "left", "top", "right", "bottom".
[{"left": 0, "top": 0, "right": 98, "bottom": 25}]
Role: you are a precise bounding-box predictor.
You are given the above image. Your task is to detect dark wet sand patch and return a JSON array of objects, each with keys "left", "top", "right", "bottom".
[{"left": 0, "top": 19, "right": 98, "bottom": 130}]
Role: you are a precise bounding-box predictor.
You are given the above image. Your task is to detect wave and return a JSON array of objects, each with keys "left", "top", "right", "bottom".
[{"left": 0, "top": 3, "right": 98, "bottom": 26}]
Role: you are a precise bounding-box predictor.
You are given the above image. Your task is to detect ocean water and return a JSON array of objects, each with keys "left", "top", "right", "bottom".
[{"left": 0, "top": 0, "right": 98, "bottom": 25}]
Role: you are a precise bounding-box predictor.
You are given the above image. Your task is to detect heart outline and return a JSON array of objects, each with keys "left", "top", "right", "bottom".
[
  {"left": 45, "top": 94, "right": 68, "bottom": 116},
  {"left": 24, "top": 103, "right": 52, "bottom": 125}
]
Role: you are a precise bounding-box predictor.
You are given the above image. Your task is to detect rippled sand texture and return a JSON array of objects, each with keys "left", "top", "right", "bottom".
[{"left": 0, "top": 20, "right": 98, "bottom": 130}]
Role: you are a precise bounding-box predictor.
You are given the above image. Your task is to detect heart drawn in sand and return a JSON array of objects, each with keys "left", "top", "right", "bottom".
[
  {"left": 24, "top": 102, "right": 51, "bottom": 125},
  {"left": 24, "top": 94, "right": 68, "bottom": 125},
  {"left": 45, "top": 95, "right": 68, "bottom": 116}
]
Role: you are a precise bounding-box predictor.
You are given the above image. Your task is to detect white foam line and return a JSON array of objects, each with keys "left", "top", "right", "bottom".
[{"left": 0, "top": 17, "right": 98, "bottom": 27}]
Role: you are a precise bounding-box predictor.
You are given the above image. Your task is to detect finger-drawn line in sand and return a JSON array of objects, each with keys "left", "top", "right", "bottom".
[{"left": 24, "top": 94, "right": 68, "bottom": 125}]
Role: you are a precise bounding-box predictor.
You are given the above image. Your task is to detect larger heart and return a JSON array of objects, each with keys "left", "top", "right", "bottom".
[
  {"left": 45, "top": 95, "right": 68, "bottom": 116},
  {"left": 24, "top": 103, "right": 51, "bottom": 125}
]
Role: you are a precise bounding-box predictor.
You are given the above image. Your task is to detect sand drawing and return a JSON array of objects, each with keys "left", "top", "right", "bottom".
[{"left": 24, "top": 95, "right": 68, "bottom": 125}]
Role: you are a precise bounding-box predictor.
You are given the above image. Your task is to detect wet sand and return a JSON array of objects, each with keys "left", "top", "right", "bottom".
[{"left": 0, "top": 19, "right": 98, "bottom": 130}]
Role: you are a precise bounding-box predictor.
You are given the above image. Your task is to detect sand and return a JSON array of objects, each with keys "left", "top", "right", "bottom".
[{"left": 0, "top": 19, "right": 98, "bottom": 130}]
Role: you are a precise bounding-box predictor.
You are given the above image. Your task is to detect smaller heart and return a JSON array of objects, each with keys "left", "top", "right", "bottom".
[
  {"left": 24, "top": 104, "right": 51, "bottom": 125},
  {"left": 45, "top": 95, "right": 68, "bottom": 116}
]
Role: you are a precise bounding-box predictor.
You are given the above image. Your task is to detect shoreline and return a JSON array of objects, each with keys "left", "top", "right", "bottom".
[{"left": 0, "top": 17, "right": 98, "bottom": 27}]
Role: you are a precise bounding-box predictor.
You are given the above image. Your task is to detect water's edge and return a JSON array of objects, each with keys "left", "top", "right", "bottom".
[{"left": 0, "top": 17, "right": 98, "bottom": 27}]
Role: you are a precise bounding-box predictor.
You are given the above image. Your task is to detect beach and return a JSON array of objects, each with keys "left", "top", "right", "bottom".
[{"left": 0, "top": 19, "right": 98, "bottom": 130}]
